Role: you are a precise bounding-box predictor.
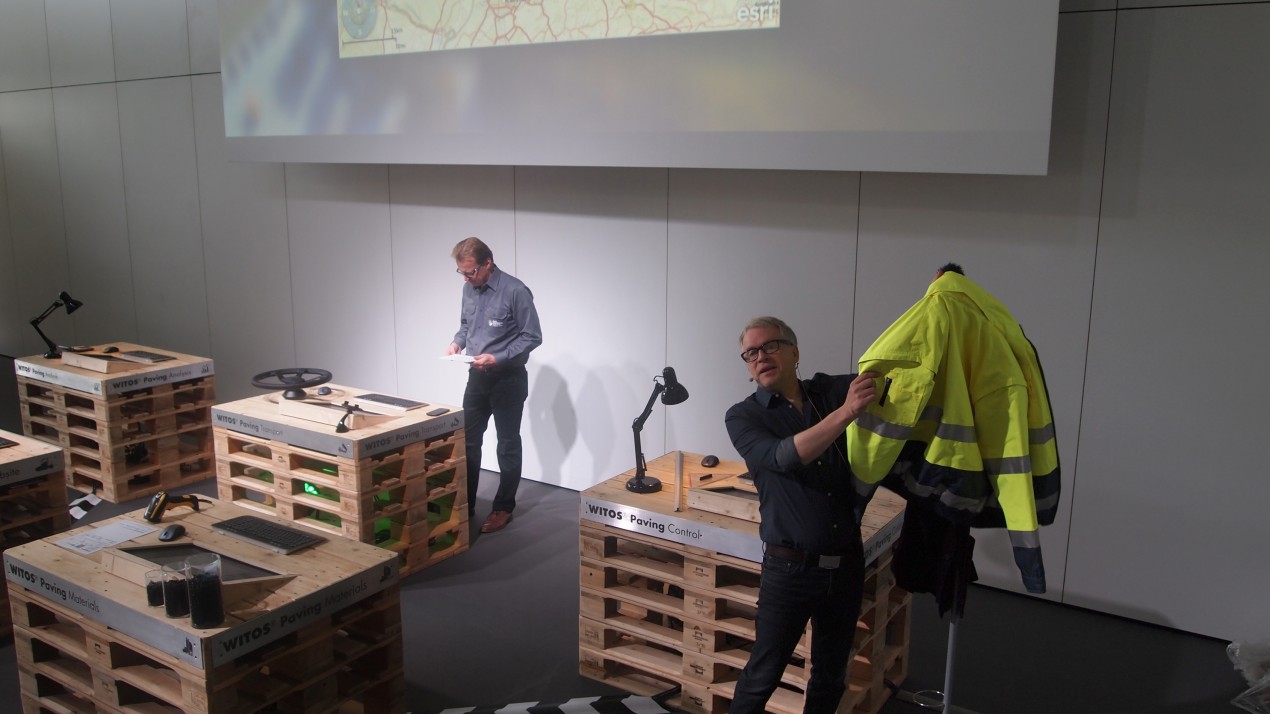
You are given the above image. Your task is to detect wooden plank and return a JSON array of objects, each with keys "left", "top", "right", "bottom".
[
  {"left": 686, "top": 488, "right": 760, "bottom": 523},
  {"left": 58, "top": 352, "right": 132, "bottom": 373}
]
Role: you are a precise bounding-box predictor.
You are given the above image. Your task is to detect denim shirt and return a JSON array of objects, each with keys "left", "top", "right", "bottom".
[
  {"left": 724, "top": 372, "right": 862, "bottom": 555},
  {"left": 453, "top": 268, "right": 543, "bottom": 367}
]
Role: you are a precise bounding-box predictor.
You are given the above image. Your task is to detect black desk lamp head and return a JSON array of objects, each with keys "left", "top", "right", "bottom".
[
  {"left": 628, "top": 366, "right": 690, "bottom": 494},
  {"left": 30, "top": 291, "right": 84, "bottom": 358}
]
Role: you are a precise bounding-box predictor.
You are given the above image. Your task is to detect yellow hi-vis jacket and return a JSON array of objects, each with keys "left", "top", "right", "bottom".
[{"left": 847, "top": 272, "right": 1059, "bottom": 593}]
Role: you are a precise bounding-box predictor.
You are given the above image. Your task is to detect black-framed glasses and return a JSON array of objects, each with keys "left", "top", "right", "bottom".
[
  {"left": 456, "top": 262, "right": 486, "bottom": 278},
  {"left": 740, "top": 339, "right": 792, "bottom": 363}
]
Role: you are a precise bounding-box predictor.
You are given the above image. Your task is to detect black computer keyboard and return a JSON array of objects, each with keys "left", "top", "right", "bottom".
[{"left": 211, "top": 515, "right": 327, "bottom": 554}]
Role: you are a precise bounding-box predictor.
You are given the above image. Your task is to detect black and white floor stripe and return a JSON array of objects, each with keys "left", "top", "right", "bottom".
[{"left": 438, "top": 694, "right": 675, "bottom": 714}]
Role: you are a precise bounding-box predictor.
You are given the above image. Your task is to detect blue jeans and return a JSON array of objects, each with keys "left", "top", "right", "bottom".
[
  {"left": 729, "top": 539, "right": 865, "bottom": 714},
  {"left": 463, "top": 366, "right": 528, "bottom": 514}
]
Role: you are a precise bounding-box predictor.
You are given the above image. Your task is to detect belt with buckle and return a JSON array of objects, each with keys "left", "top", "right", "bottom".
[{"left": 764, "top": 543, "right": 842, "bottom": 570}]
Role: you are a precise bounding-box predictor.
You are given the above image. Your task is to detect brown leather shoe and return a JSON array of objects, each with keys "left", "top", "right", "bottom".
[{"left": 480, "top": 510, "right": 513, "bottom": 533}]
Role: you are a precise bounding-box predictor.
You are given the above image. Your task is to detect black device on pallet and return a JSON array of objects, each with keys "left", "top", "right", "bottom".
[{"left": 211, "top": 515, "right": 327, "bottom": 555}]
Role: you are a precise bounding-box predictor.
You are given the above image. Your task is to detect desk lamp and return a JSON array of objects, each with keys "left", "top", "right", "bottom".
[
  {"left": 628, "top": 366, "right": 689, "bottom": 494},
  {"left": 30, "top": 291, "right": 85, "bottom": 358}
]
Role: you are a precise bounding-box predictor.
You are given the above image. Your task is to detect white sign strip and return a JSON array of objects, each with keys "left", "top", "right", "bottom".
[{"left": 0, "top": 450, "right": 64, "bottom": 487}]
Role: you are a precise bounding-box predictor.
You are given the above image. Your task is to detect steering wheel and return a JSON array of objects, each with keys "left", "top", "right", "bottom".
[{"left": 250, "top": 368, "right": 333, "bottom": 401}]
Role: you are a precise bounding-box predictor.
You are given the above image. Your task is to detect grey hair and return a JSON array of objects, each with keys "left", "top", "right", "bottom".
[{"left": 739, "top": 316, "right": 798, "bottom": 346}]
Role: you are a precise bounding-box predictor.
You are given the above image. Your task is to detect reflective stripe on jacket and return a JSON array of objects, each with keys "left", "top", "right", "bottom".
[{"left": 847, "top": 272, "right": 1059, "bottom": 593}]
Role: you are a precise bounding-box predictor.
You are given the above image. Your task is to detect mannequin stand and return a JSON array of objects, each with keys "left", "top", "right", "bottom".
[{"left": 891, "top": 615, "right": 982, "bottom": 713}]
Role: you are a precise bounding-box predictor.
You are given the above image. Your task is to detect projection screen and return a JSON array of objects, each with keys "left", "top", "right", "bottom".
[{"left": 220, "top": 0, "right": 1059, "bottom": 174}]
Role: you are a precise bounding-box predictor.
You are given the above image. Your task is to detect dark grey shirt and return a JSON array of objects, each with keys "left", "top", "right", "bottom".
[
  {"left": 453, "top": 267, "right": 542, "bottom": 367},
  {"left": 725, "top": 372, "right": 862, "bottom": 555}
]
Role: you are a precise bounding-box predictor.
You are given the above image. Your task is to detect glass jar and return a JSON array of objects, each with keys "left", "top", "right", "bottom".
[
  {"left": 185, "top": 553, "right": 224, "bottom": 628},
  {"left": 145, "top": 569, "right": 164, "bottom": 607},
  {"left": 161, "top": 563, "right": 189, "bottom": 618}
]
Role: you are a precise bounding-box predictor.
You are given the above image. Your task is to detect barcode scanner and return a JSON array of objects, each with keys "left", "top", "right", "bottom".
[{"left": 143, "top": 490, "right": 207, "bottom": 523}]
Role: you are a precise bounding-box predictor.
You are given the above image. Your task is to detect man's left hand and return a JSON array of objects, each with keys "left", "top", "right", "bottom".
[{"left": 471, "top": 354, "right": 497, "bottom": 369}]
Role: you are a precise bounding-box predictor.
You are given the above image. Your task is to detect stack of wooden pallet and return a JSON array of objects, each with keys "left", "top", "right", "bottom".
[
  {"left": 212, "top": 389, "right": 467, "bottom": 576},
  {"left": 0, "top": 430, "right": 70, "bottom": 633},
  {"left": 5, "top": 497, "right": 404, "bottom": 713},
  {"left": 578, "top": 522, "right": 911, "bottom": 714},
  {"left": 15, "top": 345, "right": 216, "bottom": 503}
]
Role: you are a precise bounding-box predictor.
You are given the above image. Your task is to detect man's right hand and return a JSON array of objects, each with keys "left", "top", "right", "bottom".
[
  {"left": 841, "top": 371, "right": 882, "bottom": 423},
  {"left": 446, "top": 342, "right": 462, "bottom": 356}
]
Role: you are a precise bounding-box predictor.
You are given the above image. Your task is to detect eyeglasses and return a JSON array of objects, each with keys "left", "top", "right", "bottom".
[
  {"left": 740, "top": 339, "right": 792, "bottom": 363},
  {"left": 455, "top": 262, "right": 486, "bottom": 278}
]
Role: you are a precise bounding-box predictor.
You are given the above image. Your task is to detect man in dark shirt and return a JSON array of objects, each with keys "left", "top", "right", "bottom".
[
  {"left": 724, "top": 316, "right": 879, "bottom": 714},
  {"left": 447, "top": 237, "right": 543, "bottom": 534}
]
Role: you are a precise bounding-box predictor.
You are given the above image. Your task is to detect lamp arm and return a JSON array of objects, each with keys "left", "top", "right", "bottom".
[
  {"left": 631, "top": 381, "right": 665, "bottom": 481},
  {"left": 30, "top": 318, "right": 61, "bottom": 359},
  {"left": 30, "top": 299, "right": 64, "bottom": 326}
]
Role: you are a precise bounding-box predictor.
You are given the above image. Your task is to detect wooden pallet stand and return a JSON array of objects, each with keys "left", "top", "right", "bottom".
[
  {"left": 578, "top": 453, "right": 911, "bottom": 714},
  {"left": 213, "top": 386, "right": 467, "bottom": 577},
  {"left": 5, "top": 497, "right": 404, "bottom": 713},
  {"left": 14, "top": 344, "right": 216, "bottom": 503},
  {"left": 1, "top": 430, "right": 70, "bottom": 635}
]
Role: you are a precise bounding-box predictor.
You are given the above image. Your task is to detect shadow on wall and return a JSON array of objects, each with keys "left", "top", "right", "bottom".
[
  {"left": 575, "top": 365, "right": 630, "bottom": 483},
  {"left": 531, "top": 362, "right": 645, "bottom": 489},
  {"left": 528, "top": 365, "right": 577, "bottom": 487}
]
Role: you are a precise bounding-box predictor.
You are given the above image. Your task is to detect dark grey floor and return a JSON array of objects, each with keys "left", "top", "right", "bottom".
[{"left": 0, "top": 469, "right": 1251, "bottom": 714}]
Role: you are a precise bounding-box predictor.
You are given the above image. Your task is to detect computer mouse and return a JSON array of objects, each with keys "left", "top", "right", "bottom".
[
  {"left": 101, "top": 346, "right": 119, "bottom": 353},
  {"left": 158, "top": 524, "right": 186, "bottom": 542},
  {"left": 316, "top": 386, "right": 332, "bottom": 396},
  {"left": 701, "top": 454, "right": 720, "bottom": 468}
]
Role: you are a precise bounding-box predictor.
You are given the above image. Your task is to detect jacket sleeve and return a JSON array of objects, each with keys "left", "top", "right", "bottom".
[{"left": 848, "top": 297, "right": 946, "bottom": 483}]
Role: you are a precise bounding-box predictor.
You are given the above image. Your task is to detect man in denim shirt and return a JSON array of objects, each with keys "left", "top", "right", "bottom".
[
  {"left": 447, "top": 237, "right": 543, "bottom": 534},
  {"left": 724, "top": 316, "right": 879, "bottom": 713}
]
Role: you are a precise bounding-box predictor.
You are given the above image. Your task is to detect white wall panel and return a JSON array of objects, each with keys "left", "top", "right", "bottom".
[
  {"left": 0, "top": 90, "right": 71, "bottom": 355},
  {"left": 389, "top": 164, "right": 516, "bottom": 411},
  {"left": 46, "top": 0, "right": 115, "bottom": 87},
  {"left": 116, "top": 77, "right": 210, "bottom": 356},
  {"left": 192, "top": 74, "right": 293, "bottom": 401},
  {"left": 853, "top": 12, "right": 1113, "bottom": 598},
  {"left": 284, "top": 164, "right": 397, "bottom": 394},
  {"left": 111, "top": 0, "right": 190, "bottom": 81},
  {"left": 0, "top": 0, "right": 52, "bottom": 93},
  {"left": 1067, "top": 4, "right": 1270, "bottom": 640},
  {"left": 0, "top": 124, "right": 20, "bottom": 356},
  {"left": 52, "top": 83, "right": 136, "bottom": 346},
  {"left": 665, "top": 169, "right": 860, "bottom": 461},
  {"left": 514, "top": 167, "right": 669, "bottom": 492},
  {"left": 186, "top": 0, "right": 221, "bottom": 75},
  {"left": 1059, "top": 0, "right": 1113, "bottom": 12}
]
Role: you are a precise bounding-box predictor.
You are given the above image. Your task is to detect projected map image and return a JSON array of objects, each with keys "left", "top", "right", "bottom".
[{"left": 338, "top": 0, "right": 780, "bottom": 57}]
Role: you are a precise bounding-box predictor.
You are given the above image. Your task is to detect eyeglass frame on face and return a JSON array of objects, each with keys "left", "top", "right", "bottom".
[
  {"left": 740, "top": 339, "right": 793, "bottom": 363},
  {"left": 455, "top": 261, "right": 488, "bottom": 278}
]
